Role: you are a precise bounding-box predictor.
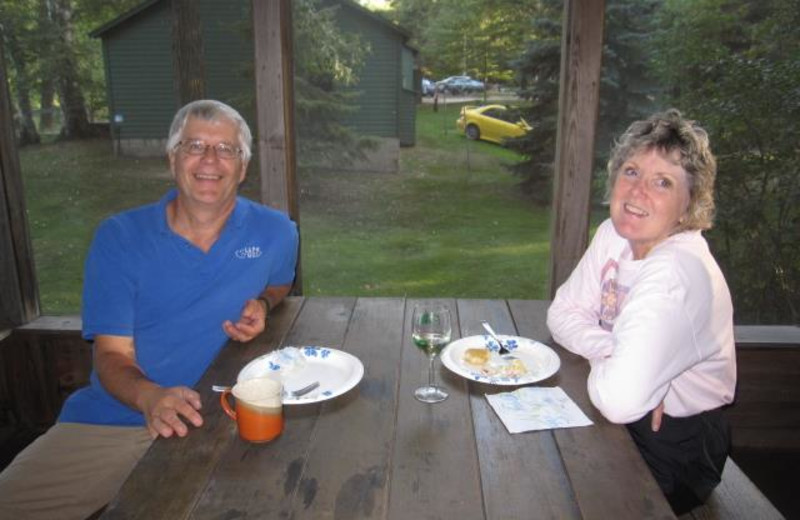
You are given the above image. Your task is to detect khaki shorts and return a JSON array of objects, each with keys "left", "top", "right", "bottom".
[{"left": 0, "top": 422, "right": 152, "bottom": 520}]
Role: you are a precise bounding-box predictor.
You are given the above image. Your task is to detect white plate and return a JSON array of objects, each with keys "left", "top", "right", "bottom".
[
  {"left": 237, "top": 346, "right": 364, "bottom": 405},
  {"left": 441, "top": 335, "right": 560, "bottom": 385}
]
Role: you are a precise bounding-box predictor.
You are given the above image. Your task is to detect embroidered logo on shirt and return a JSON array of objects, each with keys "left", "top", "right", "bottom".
[
  {"left": 235, "top": 246, "right": 262, "bottom": 259},
  {"left": 599, "top": 259, "right": 629, "bottom": 331}
]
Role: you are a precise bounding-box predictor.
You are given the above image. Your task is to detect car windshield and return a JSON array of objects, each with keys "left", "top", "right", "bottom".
[{"left": 494, "top": 108, "right": 523, "bottom": 123}]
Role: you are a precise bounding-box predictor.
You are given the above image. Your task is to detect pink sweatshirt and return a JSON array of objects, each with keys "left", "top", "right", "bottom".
[{"left": 547, "top": 219, "right": 736, "bottom": 423}]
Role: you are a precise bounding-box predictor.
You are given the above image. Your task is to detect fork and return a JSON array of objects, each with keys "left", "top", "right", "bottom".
[
  {"left": 288, "top": 381, "right": 320, "bottom": 398},
  {"left": 481, "top": 321, "right": 512, "bottom": 355},
  {"left": 212, "top": 380, "right": 320, "bottom": 398}
]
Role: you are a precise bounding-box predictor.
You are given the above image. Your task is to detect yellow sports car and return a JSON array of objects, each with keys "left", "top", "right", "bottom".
[{"left": 456, "top": 104, "right": 531, "bottom": 145}]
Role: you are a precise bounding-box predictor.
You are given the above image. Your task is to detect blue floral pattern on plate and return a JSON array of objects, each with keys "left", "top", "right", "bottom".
[
  {"left": 484, "top": 335, "right": 519, "bottom": 353},
  {"left": 303, "top": 346, "right": 332, "bottom": 358}
]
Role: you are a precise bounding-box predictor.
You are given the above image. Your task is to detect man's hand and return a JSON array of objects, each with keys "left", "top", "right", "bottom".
[
  {"left": 651, "top": 401, "right": 665, "bottom": 432},
  {"left": 138, "top": 385, "right": 203, "bottom": 439},
  {"left": 223, "top": 284, "right": 292, "bottom": 343},
  {"left": 94, "top": 335, "right": 204, "bottom": 439},
  {"left": 223, "top": 298, "right": 266, "bottom": 342}
]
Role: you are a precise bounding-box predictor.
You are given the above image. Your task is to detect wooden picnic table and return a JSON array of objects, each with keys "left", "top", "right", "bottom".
[{"left": 100, "top": 297, "right": 675, "bottom": 519}]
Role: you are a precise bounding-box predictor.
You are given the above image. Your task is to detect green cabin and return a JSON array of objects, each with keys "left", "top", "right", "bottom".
[{"left": 90, "top": 0, "right": 417, "bottom": 167}]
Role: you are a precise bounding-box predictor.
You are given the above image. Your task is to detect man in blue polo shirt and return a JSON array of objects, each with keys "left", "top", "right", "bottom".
[{"left": 0, "top": 100, "right": 299, "bottom": 519}]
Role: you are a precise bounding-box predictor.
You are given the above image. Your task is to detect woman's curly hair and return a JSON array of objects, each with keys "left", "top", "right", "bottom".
[{"left": 606, "top": 109, "right": 717, "bottom": 231}]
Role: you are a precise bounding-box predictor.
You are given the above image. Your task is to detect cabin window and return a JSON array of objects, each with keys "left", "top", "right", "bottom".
[{"left": 401, "top": 47, "right": 413, "bottom": 91}]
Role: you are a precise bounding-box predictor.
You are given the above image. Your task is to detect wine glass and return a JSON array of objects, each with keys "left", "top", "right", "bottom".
[{"left": 411, "top": 304, "right": 452, "bottom": 403}]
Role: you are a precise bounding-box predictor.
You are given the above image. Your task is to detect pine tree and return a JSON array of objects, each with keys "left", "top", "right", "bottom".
[{"left": 507, "top": 0, "right": 661, "bottom": 204}]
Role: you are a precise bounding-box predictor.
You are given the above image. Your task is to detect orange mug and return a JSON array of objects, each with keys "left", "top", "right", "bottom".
[{"left": 220, "top": 377, "right": 283, "bottom": 443}]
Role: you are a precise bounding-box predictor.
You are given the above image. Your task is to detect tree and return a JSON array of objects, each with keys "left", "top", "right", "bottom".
[
  {"left": 504, "top": 0, "right": 562, "bottom": 202},
  {"left": 172, "top": 0, "right": 206, "bottom": 105},
  {"left": 595, "top": 0, "right": 661, "bottom": 161},
  {"left": 651, "top": 0, "right": 800, "bottom": 324},
  {"left": 386, "top": 0, "right": 439, "bottom": 77},
  {"left": 50, "top": 0, "right": 92, "bottom": 138},
  {"left": 1, "top": 0, "right": 140, "bottom": 140},
  {"left": 290, "top": 0, "right": 370, "bottom": 166},
  {"left": 37, "top": 0, "right": 57, "bottom": 131},
  {"left": 0, "top": 0, "right": 41, "bottom": 144},
  {"left": 507, "top": 0, "right": 661, "bottom": 203},
  {"left": 389, "top": 0, "right": 536, "bottom": 84}
]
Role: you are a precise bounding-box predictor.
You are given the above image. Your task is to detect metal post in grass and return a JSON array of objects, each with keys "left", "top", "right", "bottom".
[
  {"left": 441, "top": 91, "right": 448, "bottom": 136},
  {"left": 465, "top": 126, "right": 472, "bottom": 176}
]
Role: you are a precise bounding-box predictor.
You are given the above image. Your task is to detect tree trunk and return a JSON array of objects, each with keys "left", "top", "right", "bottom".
[
  {"left": 52, "top": 0, "right": 91, "bottom": 139},
  {"left": 40, "top": 80, "right": 55, "bottom": 132},
  {"left": 38, "top": 0, "right": 56, "bottom": 131},
  {"left": 1, "top": 24, "right": 40, "bottom": 145},
  {"left": 172, "top": 0, "right": 206, "bottom": 105},
  {"left": 13, "top": 81, "right": 41, "bottom": 146}
]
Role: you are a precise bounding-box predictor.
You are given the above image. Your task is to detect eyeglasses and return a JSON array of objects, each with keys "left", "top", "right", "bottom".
[{"left": 176, "top": 140, "right": 241, "bottom": 160}]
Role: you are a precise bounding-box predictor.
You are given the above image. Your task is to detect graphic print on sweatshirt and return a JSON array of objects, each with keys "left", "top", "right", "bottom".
[{"left": 599, "top": 259, "right": 630, "bottom": 331}]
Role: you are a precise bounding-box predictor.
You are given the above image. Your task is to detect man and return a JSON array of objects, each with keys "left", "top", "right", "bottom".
[{"left": 0, "top": 100, "right": 299, "bottom": 519}]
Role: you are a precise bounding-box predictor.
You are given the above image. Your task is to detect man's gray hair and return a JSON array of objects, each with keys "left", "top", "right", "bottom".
[{"left": 165, "top": 100, "right": 252, "bottom": 161}]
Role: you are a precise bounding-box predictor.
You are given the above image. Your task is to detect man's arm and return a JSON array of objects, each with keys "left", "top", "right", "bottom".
[
  {"left": 94, "top": 334, "right": 203, "bottom": 438},
  {"left": 222, "top": 283, "right": 292, "bottom": 342}
]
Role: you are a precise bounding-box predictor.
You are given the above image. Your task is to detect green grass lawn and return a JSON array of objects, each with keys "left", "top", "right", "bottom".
[
  {"left": 300, "top": 102, "right": 551, "bottom": 298},
  {"left": 19, "top": 103, "right": 552, "bottom": 314},
  {"left": 19, "top": 140, "right": 173, "bottom": 312}
]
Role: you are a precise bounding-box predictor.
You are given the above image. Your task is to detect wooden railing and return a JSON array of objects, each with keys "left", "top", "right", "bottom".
[{"left": 0, "top": 317, "right": 86, "bottom": 428}]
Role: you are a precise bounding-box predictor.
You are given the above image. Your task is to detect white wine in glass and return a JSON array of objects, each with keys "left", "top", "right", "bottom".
[{"left": 411, "top": 304, "right": 452, "bottom": 403}]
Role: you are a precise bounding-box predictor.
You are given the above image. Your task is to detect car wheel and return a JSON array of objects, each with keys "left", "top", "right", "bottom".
[{"left": 466, "top": 124, "right": 480, "bottom": 140}]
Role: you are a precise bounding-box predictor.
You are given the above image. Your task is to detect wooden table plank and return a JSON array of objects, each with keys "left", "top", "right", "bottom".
[
  {"left": 190, "top": 297, "right": 357, "bottom": 520},
  {"left": 101, "top": 296, "right": 305, "bottom": 520},
  {"left": 387, "top": 298, "right": 484, "bottom": 520},
  {"left": 282, "top": 297, "right": 405, "bottom": 519},
  {"left": 509, "top": 300, "right": 675, "bottom": 519},
  {"left": 458, "top": 299, "right": 581, "bottom": 519}
]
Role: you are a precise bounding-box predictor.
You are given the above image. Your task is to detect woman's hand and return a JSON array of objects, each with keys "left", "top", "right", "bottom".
[{"left": 651, "top": 401, "right": 665, "bottom": 432}]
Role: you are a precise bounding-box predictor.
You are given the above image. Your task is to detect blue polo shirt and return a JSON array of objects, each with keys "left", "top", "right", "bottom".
[{"left": 59, "top": 189, "right": 298, "bottom": 426}]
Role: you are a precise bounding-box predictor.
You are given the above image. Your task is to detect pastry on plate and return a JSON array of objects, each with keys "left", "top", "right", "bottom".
[
  {"left": 462, "top": 347, "right": 528, "bottom": 377},
  {"left": 463, "top": 348, "right": 490, "bottom": 366}
]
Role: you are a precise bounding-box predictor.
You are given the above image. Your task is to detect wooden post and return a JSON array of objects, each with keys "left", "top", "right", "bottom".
[
  {"left": 251, "top": 0, "right": 301, "bottom": 293},
  {"left": 172, "top": 0, "right": 206, "bottom": 104},
  {"left": 548, "top": 0, "right": 605, "bottom": 296},
  {"left": 0, "top": 43, "right": 39, "bottom": 328}
]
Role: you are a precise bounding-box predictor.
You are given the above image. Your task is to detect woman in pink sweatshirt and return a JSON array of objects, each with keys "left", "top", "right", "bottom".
[{"left": 547, "top": 109, "right": 736, "bottom": 515}]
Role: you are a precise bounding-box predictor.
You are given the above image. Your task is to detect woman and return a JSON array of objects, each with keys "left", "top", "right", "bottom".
[{"left": 547, "top": 109, "right": 736, "bottom": 514}]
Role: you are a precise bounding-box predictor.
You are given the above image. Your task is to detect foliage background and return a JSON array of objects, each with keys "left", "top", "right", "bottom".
[
  {"left": 390, "top": 0, "right": 799, "bottom": 323},
  {"left": 3, "top": 0, "right": 798, "bottom": 323},
  {"left": 650, "top": 0, "right": 800, "bottom": 324}
]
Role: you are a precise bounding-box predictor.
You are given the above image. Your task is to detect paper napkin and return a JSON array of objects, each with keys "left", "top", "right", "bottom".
[{"left": 486, "top": 386, "right": 593, "bottom": 433}]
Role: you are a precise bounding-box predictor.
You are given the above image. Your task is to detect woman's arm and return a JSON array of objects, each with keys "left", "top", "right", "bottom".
[
  {"left": 547, "top": 221, "right": 615, "bottom": 359},
  {"left": 585, "top": 262, "right": 701, "bottom": 424}
]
